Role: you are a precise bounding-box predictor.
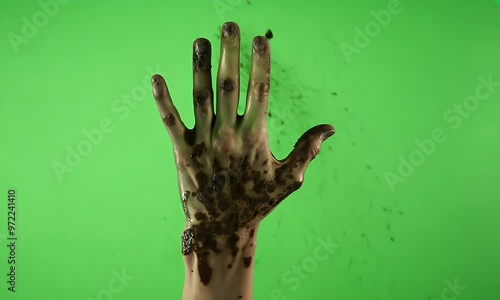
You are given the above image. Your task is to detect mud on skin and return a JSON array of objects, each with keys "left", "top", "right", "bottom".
[
  {"left": 179, "top": 138, "right": 307, "bottom": 285},
  {"left": 180, "top": 147, "right": 304, "bottom": 252},
  {"left": 176, "top": 130, "right": 333, "bottom": 287},
  {"left": 151, "top": 22, "right": 335, "bottom": 288}
]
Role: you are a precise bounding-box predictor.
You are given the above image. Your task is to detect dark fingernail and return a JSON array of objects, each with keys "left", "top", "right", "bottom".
[
  {"left": 222, "top": 22, "right": 239, "bottom": 38},
  {"left": 193, "top": 38, "right": 211, "bottom": 71},
  {"left": 253, "top": 36, "right": 267, "bottom": 53},
  {"left": 321, "top": 129, "right": 335, "bottom": 142},
  {"left": 194, "top": 38, "right": 210, "bottom": 52}
]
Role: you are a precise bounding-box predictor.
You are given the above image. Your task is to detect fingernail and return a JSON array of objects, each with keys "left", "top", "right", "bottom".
[
  {"left": 321, "top": 129, "right": 335, "bottom": 142},
  {"left": 152, "top": 74, "right": 162, "bottom": 86},
  {"left": 193, "top": 39, "right": 211, "bottom": 72},
  {"left": 194, "top": 38, "right": 210, "bottom": 54},
  {"left": 151, "top": 75, "right": 165, "bottom": 98},
  {"left": 222, "top": 22, "right": 239, "bottom": 38},
  {"left": 253, "top": 36, "right": 267, "bottom": 53}
]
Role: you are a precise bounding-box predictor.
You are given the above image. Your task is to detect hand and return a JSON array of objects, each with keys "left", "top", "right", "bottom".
[{"left": 151, "top": 22, "right": 335, "bottom": 257}]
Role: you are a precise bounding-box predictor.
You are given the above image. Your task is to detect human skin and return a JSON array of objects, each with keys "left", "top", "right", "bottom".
[{"left": 151, "top": 22, "right": 335, "bottom": 300}]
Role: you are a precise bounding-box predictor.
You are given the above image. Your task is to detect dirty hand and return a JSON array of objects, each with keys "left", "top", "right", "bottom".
[{"left": 151, "top": 22, "right": 335, "bottom": 254}]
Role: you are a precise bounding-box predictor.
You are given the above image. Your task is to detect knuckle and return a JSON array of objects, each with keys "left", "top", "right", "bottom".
[
  {"left": 213, "top": 127, "right": 238, "bottom": 154},
  {"left": 162, "top": 113, "right": 176, "bottom": 127},
  {"left": 194, "top": 89, "right": 211, "bottom": 105},
  {"left": 220, "top": 78, "right": 236, "bottom": 92},
  {"left": 310, "top": 143, "right": 321, "bottom": 159},
  {"left": 251, "top": 82, "right": 269, "bottom": 101}
]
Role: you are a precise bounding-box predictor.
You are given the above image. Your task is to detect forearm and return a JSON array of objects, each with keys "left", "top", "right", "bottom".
[{"left": 182, "top": 226, "right": 258, "bottom": 300}]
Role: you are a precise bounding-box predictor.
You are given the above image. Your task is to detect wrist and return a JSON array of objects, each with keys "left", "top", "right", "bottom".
[{"left": 181, "top": 224, "right": 259, "bottom": 300}]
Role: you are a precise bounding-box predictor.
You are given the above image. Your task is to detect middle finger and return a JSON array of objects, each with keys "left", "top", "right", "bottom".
[{"left": 215, "top": 22, "right": 241, "bottom": 131}]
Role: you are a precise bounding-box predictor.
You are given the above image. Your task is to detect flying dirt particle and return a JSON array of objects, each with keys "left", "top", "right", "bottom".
[
  {"left": 390, "top": 236, "right": 395, "bottom": 242},
  {"left": 382, "top": 206, "right": 392, "bottom": 213},
  {"left": 331, "top": 92, "right": 337, "bottom": 96},
  {"left": 265, "top": 29, "right": 273, "bottom": 39},
  {"left": 247, "top": 0, "right": 251, "bottom": 4},
  {"left": 361, "top": 233, "right": 370, "bottom": 248}
]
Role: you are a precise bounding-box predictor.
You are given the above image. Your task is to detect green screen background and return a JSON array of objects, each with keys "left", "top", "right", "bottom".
[{"left": 1, "top": 0, "right": 499, "bottom": 299}]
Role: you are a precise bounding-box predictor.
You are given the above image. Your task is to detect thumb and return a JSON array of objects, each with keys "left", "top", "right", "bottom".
[{"left": 283, "top": 124, "right": 335, "bottom": 182}]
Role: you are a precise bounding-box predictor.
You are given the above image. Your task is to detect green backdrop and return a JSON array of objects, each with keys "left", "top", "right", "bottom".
[{"left": 1, "top": 0, "right": 499, "bottom": 299}]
